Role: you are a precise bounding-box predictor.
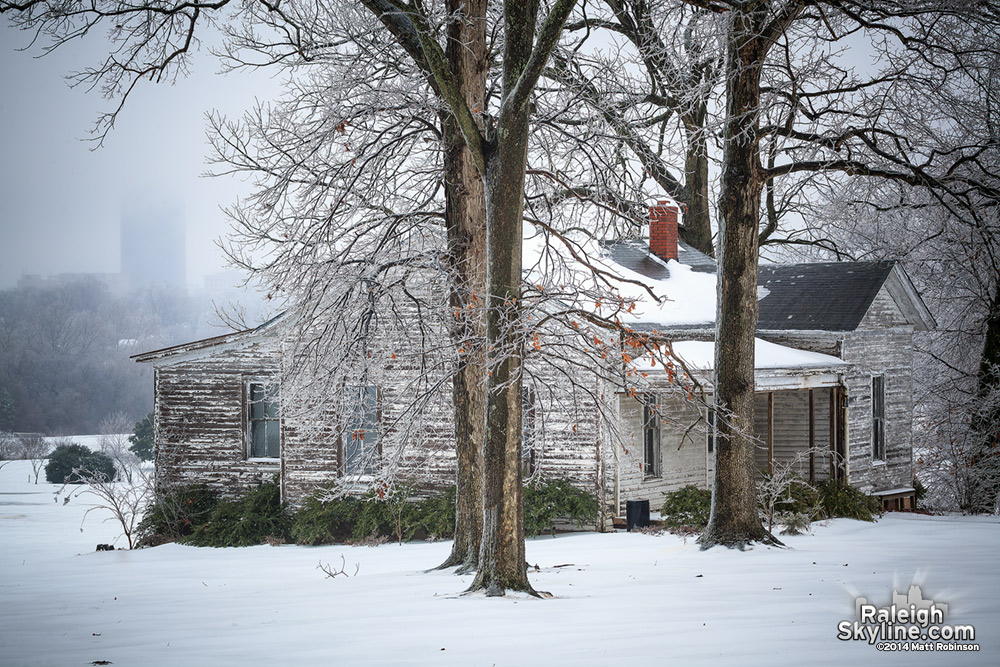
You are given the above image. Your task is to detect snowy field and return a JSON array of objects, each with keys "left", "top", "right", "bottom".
[{"left": 1, "top": 459, "right": 998, "bottom": 667}]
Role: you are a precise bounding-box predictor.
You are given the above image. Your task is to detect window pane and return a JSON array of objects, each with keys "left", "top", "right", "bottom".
[
  {"left": 264, "top": 384, "right": 280, "bottom": 419},
  {"left": 345, "top": 429, "right": 374, "bottom": 475},
  {"left": 265, "top": 420, "right": 281, "bottom": 458},
  {"left": 521, "top": 388, "right": 534, "bottom": 456},
  {"left": 249, "top": 383, "right": 265, "bottom": 420},
  {"left": 250, "top": 421, "right": 266, "bottom": 458}
]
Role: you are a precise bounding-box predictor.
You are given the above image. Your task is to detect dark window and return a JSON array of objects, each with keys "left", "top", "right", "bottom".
[
  {"left": 643, "top": 394, "right": 660, "bottom": 477},
  {"left": 872, "top": 375, "right": 886, "bottom": 461},
  {"left": 247, "top": 382, "right": 280, "bottom": 459},
  {"left": 522, "top": 387, "right": 536, "bottom": 477},
  {"left": 344, "top": 385, "right": 379, "bottom": 475}
]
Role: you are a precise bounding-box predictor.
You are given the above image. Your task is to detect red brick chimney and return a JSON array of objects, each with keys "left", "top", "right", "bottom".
[{"left": 649, "top": 200, "right": 678, "bottom": 262}]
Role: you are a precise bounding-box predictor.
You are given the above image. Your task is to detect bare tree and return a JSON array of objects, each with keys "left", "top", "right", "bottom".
[
  {"left": 98, "top": 412, "right": 141, "bottom": 485},
  {"left": 58, "top": 459, "right": 151, "bottom": 550},
  {"left": 0, "top": 430, "right": 17, "bottom": 461},
  {"left": 557, "top": 0, "right": 725, "bottom": 256},
  {"left": 17, "top": 434, "right": 49, "bottom": 484},
  {"left": 757, "top": 448, "right": 821, "bottom": 535}
]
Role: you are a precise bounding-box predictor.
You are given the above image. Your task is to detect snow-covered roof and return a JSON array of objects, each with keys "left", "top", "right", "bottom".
[
  {"left": 588, "top": 234, "right": 932, "bottom": 333},
  {"left": 669, "top": 338, "right": 846, "bottom": 371},
  {"left": 522, "top": 230, "right": 717, "bottom": 327}
]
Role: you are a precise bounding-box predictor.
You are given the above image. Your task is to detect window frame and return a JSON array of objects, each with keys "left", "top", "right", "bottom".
[
  {"left": 340, "top": 384, "right": 380, "bottom": 477},
  {"left": 642, "top": 393, "right": 660, "bottom": 478},
  {"left": 245, "top": 379, "right": 281, "bottom": 461},
  {"left": 871, "top": 374, "right": 886, "bottom": 463}
]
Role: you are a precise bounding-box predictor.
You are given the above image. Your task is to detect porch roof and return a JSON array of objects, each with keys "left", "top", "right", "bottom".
[
  {"left": 668, "top": 338, "right": 846, "bottom": 371},
  {"left": 639, "top": 338, "right": 846, "bottom": 391}
]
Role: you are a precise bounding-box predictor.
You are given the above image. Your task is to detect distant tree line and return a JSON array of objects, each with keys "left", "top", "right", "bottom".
[{"left": 0, "top": 276, "right": 240, "bottom": 435}]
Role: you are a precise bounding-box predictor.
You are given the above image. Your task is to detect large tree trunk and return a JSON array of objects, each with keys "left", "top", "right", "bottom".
[
  {"left": 701, "top": 2, "right": 780, "bottom": 550},
  {"left": 438, "top": 0, "right": 488, "bottom": 572},
  {"left": 682, "top": 103, "right": 713, "bottom": 257},
  {"left": 468, "top": 0, "right": 540, "bottom": 597}
]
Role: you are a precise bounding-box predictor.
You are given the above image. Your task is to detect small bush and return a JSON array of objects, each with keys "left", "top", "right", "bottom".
[
  {"left": 137, "top": 484, "right": 220, "bottom": 545},
  {"left": 128, "top": 413, "right": 154, "bottom": 462},
  {"left": 817, "top": 480, "right": 883, "bottom": 522},
  {"left": 660, "top": 485, "right": 712, "bottom": 531},
  {"left": 523, "top": 479, "right": 600, "bottom": 536},
  {"left": 45, "top": 443, "right": 116, "bottom": 484},
  {"left": 777, "top": 511, "right": 815, "bottom": 535},
  {"left": 186, "top": 482, "right": 291, "bottom": 547}
]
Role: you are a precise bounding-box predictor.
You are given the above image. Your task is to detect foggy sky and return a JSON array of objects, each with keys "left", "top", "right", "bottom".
[{"left": 0, "top": 22, "right": 279, "bottom": 289}]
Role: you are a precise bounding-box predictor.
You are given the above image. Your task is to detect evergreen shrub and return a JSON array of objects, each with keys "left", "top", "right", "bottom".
[
  {"left": 128, "top": 413, "right": 154, "bottom": 461},
  {"left": 290, "top": 493, "right": 363, "bottom": 545},
  {"left": 186, "top": 481, "right": 291, "bottom": 547},
  {"left": 290, "top": 485, "right": 456, "bottom": 545},
  {"left": 44, "top": 443, "right": 116, "bottom": 484},
  {"left": 913, "top": 476, "right": 928, "bottom": 508},
  {"left": 660, "top": 485, "right": 712, "bottom": 531},
  {"left": 522, "top": 478, "right": 600, "bottom": 536},
  {"left": 817, "top": 479, "right": 883, "bottom": 522}
]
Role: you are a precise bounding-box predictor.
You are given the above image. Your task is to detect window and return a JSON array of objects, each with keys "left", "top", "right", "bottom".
[
  {"left": 643, "top": 394, "right": 660, "bottom": 477},
  {"left": 343, "top": 385, "right": 379, "bottom": 475},
  {"left": 247, "top": 381, "right": 280, "bottom": 459},
  {"left": 522, "top": 387, "right": 536, "bottom": 477},
  {"left": 872, "top": 375, "right": 886, "bottom": 462}
]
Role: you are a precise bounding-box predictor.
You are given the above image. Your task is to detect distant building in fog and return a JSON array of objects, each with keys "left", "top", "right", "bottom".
[{"left": 120, "top": 200, "right": 186, "bottom": 289}]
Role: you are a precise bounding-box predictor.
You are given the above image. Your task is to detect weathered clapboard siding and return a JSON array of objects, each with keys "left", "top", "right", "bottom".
[
  {"left": 757, "top": 331, "right": 842, "bottom": 357},
  {"left": 616, "top": 392, "right": 709, "bottom": 513},
  {"left": 841, "top": 327, "right": 915, "bottom": 493},
  {"left": 154, "top": 339, "right": 282, "bottom": 500},
  {"left": 151, "top": 306, "right": 611, "bottom": 512},
  {"left": 859, "top": 288, "right": 908, "bottom": 329},
  {"left": 522, "top": 344, "right": 610, "bottom": 529},
  {"left": 278, "top": 334, "right": 462, "bottom": 505},
  {"left": 760, "top": 282, "right": 917, "bottom": 496}
]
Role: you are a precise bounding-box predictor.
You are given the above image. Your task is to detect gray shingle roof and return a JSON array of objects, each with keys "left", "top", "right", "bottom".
[
  {"left": 757, "top": 262, "right": 895, "bottom": 331},
  {"left": 601, "top": 239, "right": 900, "bottom": 333}
]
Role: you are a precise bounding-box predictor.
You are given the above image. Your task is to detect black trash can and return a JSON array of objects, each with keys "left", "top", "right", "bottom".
[{"left": 626, "top": 499, "right": 650, "bottom": 531}]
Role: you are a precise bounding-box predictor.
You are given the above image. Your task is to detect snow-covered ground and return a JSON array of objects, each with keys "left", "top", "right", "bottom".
[{"left": 1, "top": 459, "right": 997, "bottom": 667}]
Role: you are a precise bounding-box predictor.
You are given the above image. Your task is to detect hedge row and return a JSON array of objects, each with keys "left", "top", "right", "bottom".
[
  {"left": 659, "top": 479, "right": 884, "bottom": 534},
  {"left": 139, "top": 478, "right": 600, "bottom": 548}
]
